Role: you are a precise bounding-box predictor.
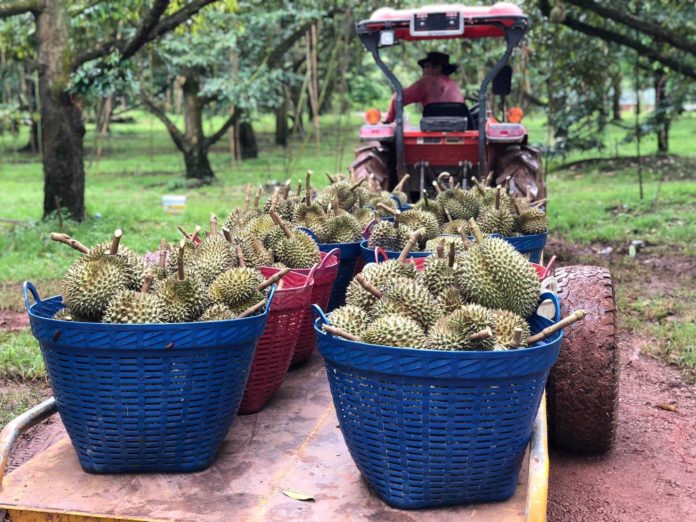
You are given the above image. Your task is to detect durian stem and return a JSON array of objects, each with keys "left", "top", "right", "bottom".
[
  {"left": 236, "top": 244, "right": 246, "bottom": 267},
  {"left": 239, "top": 299, "right": 267, "bottom": 318},
  {"left": 253, "top": 187, "right": 263, "bottom": 209},
  {"left": 470, "top": 176, "right": 487, "bottom": 196},
  {"left": 376, "top": 202, "right": 398, "bottom": 216},
  {"left": 141, "top": 272, "right": 154, "bottom": 293},
  {"left": 468, "top": 219, "right": 484, "bottom": 243},
  {"left": 485, "top": 170, "right": 495, "bottom": 185},
  {"left": 325, "top": 172, "right": 336, "bottom": 184},
  {"left": 305, "top": 170, "right": 313, "bottom": 206},
  {"left": 512, "top": 198, "right": 521, "bottom": 216},
  {"left": 448, "top": 242, "right": 456, "bottom": 267},
  {"left": 332, "top": 192, "right": 340, "bottom": 213},
  {"left": 177, "top": 239, "right": 186, "bottom": 281},
  {"left": 437, "top": 172, "right": 450, "bottom": 186},
  {"left": 323, "top": 325, "right": 359, "bottom": 341},
  {"left": 504, "top": 176, "right": 512, "bottom": 194},
  {"left": 495, "top": 187, "right": 501, "bottom": 210},
  {"left": 393, "top": 174, "right": 410, "bottom": 193},
  {"left": 527, "top": 310, "right": 586, "bottom": 344},
  {"left": 397, "top": 230, "right": 422, "bottom": 262},
  {"left": 510, "top": 328, "right": 523, "bottom": 348},
  {"left": 210, "top": 214, "right": 218, "bottom": 236},
  {"left": 469, "top": 327, "right": 493, "bottom": 341},
  {"left": 159, "top": 239, "right": 167, "bottom": 269},
  {"left": 191, "top": 225, "right": 202, "bottom": 243},
  {"left": 109, "top": 229, "right": 122, "bottom": 255},
  {"left": 431, "top": 180, "right": 442, "bottom": 194},
  {"left": 244, "top": 184, "right": 252, "bottom": 211},
  {"left": 421, "top": 190, "right": 430, "bottom": 208},
  {"left": 177, "top": 226, "right": 192, "bottom": 240},
  {"left": 269, "top": 210, "right": 293, "bottom": 238},
  {"left": 50, "top": 233, "right": 89, "bottom": 254},
  {"left": 350, "top": 178, "right": 365, "bottom": 192},
  {"left": 258, "top": 267, "right": 291, "bottom": 291},
  {"left": 531, "top": 198, "right": 547, "bottom": 208},
  {"left": 444, "top": 208, "right": 454, "bottom": 223},
  {"left": 222, "top": 228, "right": 232, "bottom": 243},
  {"left": 436, "top": 239, "right": 445, "bottom": 259},
  {"left": 355, "top": 274, "right": 383, "bottom": 298},
  {"left": 283, "top": 179, "right": 291, "bottom": 200},
  {"left": 296, "top": 181, "right": 302, "bottom": 197}
]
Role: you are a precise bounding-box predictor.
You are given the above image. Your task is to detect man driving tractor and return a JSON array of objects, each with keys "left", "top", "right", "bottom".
[{"left": 383, "top": 51, "right": 464, "bottom": 123}]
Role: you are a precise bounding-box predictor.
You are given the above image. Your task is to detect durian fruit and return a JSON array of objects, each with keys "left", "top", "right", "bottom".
[
  {"left": 478, "top": 187, "right": 516, "bottom": 237},
  {"left": 270, "top": 211, "right": 321, "bottom": 269},
  {"left": 351, "top": 207, "right": 375, "bottom": 229},
  {"left": 318, "top": 178, "right": 365, "bottom": 211},
  {"left": 455, "top": 219, "right": 540, "bottom": 318},
  {"left": 226, "top": 184, "right": 263, "bottom": 229},
  {"left": 198, "top": 303, "right": 238, "bottom": 321},
  {"left": 53, "top": 308, "right": 75, "bottom": 321},
  {"left": 263, "top": 183, "right": 295, "bottom": 222},
  {"left": 166, "top": 227, "right": 199, "bottom": 275},
  {"left": 243, "top": 214, "right": 277, "bottom": 241},
  {"left": 399, "top": 208, "right": 439, "bottom": 244},
  {"left": 367, "top": 209, "right": 413, "bottom": 252},
  {"left": 420, "top": 241, "right": 456, "bottom": 297},
  {"left": 230, "top": 231, "right": 273, "bottom": 267},
  {"left": 391, "top": 174, "right": 410, "bottom": 205},
  {"left": 437, "top": 286, "right": 465, "bottom": 314},
  {"left": 361, "top": 314, "right": 428, "bottom": 348},
  {"left": 103, "top": 273, "right": 165, "bottom": 324},
  {"left": 189, "top": 215, "right": 237, "bottom": 286},
  {"left": 325, "top": 305, "right": 370, "bottom": 338},
  {"left": 427, "top": 304, "right": 495, "bottom": 351},
  {"left": 442, "top": 218, "right": 470, "bottom": 235},
  {"left": 424, "top": 235, "right": 468, "bottom": 256},
  {"left": 156, "top": 240, "right": 209, "bottom": 322},
  {"left": 357, "top": 274, "right": 442, "bottom": 330},
  {"left": 318, "top": 213, "right": 362, "bottom": 243},
  {"left": 411, "top": 190, "right": 439, "bottom": 219},
  {"left": 209, "top": 267, "right": 264, "bottom": 313},
  {"left": 371, "top": 194, "right": 398, "bottom": 217},
  {"left": 470, "top": 176, "right": 496, "bottom": 206},
  {"left": 78, "top": 230, "right": 148, "bottom": 290},
  {"left": 292, "top": 171, "right": 326, "bottom": 228},
  {"left": 433, "top": 180, "right": 480, "bottom": 222},
  {"left": 345, "top": 259, "right": 417, "bottom": 310},
  {"left": 516, "top": 203, "right": 548, "bottom": 235},
  {"left": 492, "top": 309, "right": 531, "bottom": 349}
]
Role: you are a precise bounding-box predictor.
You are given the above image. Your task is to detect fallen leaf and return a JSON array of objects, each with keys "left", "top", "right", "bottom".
[
  {"left": 282, "top": 489, "right": 315, "bottom": 502},
  {"left": 656, "top": 403, "right": 678, "bottom": 412}
]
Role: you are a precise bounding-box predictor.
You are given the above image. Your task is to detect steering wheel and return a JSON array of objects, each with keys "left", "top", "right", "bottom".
[{"left": 465, "top": 96, "right": 480, "bottom": 130}]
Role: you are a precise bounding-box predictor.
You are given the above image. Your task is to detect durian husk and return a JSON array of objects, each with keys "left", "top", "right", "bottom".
[
  {"left": 427, "top": 304, "right": 496, "bottom": 351},
  {"left": 103, "top": 290, "right": 165, "bottom": 324},
  {"left": 361, "top": 314, "right": 428, "bottom": 348}
]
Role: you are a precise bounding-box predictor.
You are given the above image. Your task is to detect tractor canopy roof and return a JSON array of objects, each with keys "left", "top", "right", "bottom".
[{"left": 357, "top": 2, "right": 528, "bottom": 41}]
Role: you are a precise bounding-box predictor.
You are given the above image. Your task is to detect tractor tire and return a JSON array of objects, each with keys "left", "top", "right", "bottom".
[
  {"left": 350, "top": 141, "right": 392, "bottom": 191},
  {"left": 547, "top": 265, "right": 619, "bottom": 454}
]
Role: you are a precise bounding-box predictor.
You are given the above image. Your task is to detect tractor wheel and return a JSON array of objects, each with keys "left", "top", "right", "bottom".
[
  {"left": 350, "top": 141, "right": 393, "bottom": 190},
  {"left": 547, "top": 265, "right": 619, "bottom": 454}
]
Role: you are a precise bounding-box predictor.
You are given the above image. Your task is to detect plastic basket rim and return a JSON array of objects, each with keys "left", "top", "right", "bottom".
[
  {"left": 359, "top": 239, "right": 431, "bottom": 259},
  {"left": 23, "top": 281, "right": 275, "bottom": 329}
]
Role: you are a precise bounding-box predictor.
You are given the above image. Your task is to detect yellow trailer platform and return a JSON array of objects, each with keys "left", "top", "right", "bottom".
[{"left": 0, "top": 354, "right": 548, "bottom": 521}]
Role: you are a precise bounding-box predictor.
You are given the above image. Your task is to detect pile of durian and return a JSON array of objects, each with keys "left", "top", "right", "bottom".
[
  {"left": 324, "top": 219, "right": 582, "bottom": 352},
  {"left": 367, "top": 174, "right": 548, "bottom": 254}
]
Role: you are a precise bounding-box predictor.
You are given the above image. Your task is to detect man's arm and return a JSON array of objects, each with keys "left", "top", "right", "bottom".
[{"left": 384, "top": 78, "right": 428, "bottom": 123}]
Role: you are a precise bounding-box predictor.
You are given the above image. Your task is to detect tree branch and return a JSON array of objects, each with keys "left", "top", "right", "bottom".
[
  {"left": 140, "top": 92, "right": 188, "bottom": 152},
  {"left": 0, "top": 0, "right": 43, "bottom": 17},
  {"left": 120, "top": 0, "right": 170, "bottom": 60},
  {"left": 564, "top": 0, "right": 696, "bottom": 57},
  {"left": 204, "top": 108, "right": 239, "bottom": 149},
  {"left": 72, "top": 0, "right": 219, "bottom": 71},
  {"left": 539, "top": 0, "right": 696, "bottom": 81}
]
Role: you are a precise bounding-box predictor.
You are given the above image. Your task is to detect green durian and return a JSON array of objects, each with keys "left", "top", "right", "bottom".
[
  {"left": 361, "top": 314, "right": 427, "bottom": 348},
  {"left": 427, "top": 304, "right": 495, "bottom": 351},
  {"left": 209, "top": 267, "right": 264, "bottom": 312},
  {"left": 326, "top": 305, "right": 370, "bottom": 338},
  {"left": 370, "top": 276, "right": 442, "bottom": 330},
  {"left": 492, "top": 309, "right": 531, "bottom": 349},
  {"left": 198, "top": 304, "right": 238, "bottom": 321}
]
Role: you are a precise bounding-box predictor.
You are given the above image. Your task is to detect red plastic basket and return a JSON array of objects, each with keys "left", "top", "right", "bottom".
[
  {"left": 238, "top": 267, "right": 314, "bottom": 414},
  {"left": 290, "top": 249, "right": 340, "bottom": 365}
]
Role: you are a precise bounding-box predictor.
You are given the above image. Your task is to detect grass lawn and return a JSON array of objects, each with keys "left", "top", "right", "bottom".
[{"left": 0, "top": 109, "right": 694, "bottom": 421}]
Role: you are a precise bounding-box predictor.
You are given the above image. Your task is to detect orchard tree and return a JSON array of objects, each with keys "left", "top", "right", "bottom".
[{"left": 0, "top": 0, "right": 220, "bottom": 221}]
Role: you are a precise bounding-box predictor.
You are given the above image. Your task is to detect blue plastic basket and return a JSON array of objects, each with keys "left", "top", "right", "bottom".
[
  {"left": 502, "top": 232, "right": 547, "bottom": 263},
  {"left": 359, "top": 239, "right": 431, "bottom": 264},
  {"left": 23, "top": 282, "right": 274, "bottom": 474},
  {"left": 313, "top": 292, "right": 562, "bottom": 509},
  {"left": 390, "top": 195, "right": 412, "bottom": 211}
]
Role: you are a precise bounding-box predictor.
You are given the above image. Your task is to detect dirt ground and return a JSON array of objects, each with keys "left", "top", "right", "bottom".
[{"left": 4, "top": 241, "right": 696, "bottom": 521}]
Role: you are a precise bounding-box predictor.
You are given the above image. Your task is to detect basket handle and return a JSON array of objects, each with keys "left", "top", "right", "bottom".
[
  {"left": 23, "top": 282, "right": 41, "bottom": 311},
  {"left": 539, "top": 291, "right": 561, "bottom": 323},
  {"left": 297, "top": 227, "right": 319, "bottom": 244},
  {"left": 311, "top": 303, "right": 330, "bottom": 325},
  {"left": 362, "top": 218, "right": 377, "bottom": 240},
  {"left": 374, "top": 246, "right": 389, "bottom": 263},
  {"left": 304, "top": 265, "right": 317, "bottom": 288},
  {"left": 264, "top": 284, "right": 277, "bottom": 314},
  {"left": 389, "top": 195, "right": 404, "bottom": 211},
  {"left": 320, "top": 247, "right": 340, "bottom": 267}
]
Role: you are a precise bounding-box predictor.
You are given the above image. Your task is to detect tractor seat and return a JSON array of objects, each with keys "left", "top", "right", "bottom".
[{"left": 420, "top": 102, "right": 472, "bottom": 132}]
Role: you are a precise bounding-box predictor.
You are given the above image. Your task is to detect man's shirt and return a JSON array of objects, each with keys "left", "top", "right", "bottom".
[{"left": 384, "top": 75, "right": 464, "bottom": 123}]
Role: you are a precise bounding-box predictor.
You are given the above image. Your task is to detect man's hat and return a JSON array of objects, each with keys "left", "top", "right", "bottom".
[{"left": 417, "top": 51, "right": 458, "bottom": 75}]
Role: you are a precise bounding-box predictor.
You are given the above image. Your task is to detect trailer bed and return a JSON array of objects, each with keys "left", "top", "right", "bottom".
[{"left": 0, "top": 354, "right": 546, "bottom": 521}]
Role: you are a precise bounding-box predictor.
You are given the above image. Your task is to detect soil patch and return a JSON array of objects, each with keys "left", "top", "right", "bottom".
[{"left": 0, "top": 310, "right": 29, "bottom": 330}]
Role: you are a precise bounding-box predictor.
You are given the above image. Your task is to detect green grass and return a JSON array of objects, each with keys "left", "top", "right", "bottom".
[{"left": 0, "top": 330, "right": 44, "bottom": 380}]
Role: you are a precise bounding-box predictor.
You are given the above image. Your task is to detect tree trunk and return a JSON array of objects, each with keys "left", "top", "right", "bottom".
[
  {"left": 239, "top": 120, "right": 258, "bottom": 159},
  {"left": 37, "top": 1, "right": 86, "bottom": 221},
  {"left": 654, "top": 69, "right": 669, "bottom": 155},
  {"left": 611, "top": 72, "right": 622, "bottom": 122},
  {"left": 183, "top": 147, "right": 214, "bottom": 182},
  {"left": 275, "top": 90, "right": 289, "bottom": 147},
  {"left": 181, "top": 71, "right": 214, "bottom": 181}
]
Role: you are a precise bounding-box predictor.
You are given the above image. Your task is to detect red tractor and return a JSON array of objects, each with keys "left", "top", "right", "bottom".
[{"left": 352, "top": 3, "right": 543, "bottom": 201}]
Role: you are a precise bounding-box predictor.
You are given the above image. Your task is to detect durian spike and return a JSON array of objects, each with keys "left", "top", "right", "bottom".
[
  {"left": 448, "top": 242, "right": 456, "bottom": 268},
  {"left": 436, "top": 239, "right": 445, "bottom": 259},
  {"left": 258, "top": 267, "right": 292, "bottom": 291},
  {"left": 191, "top": 225, "right": 202, "bottom": 243},
  {"left": 326, "top": 172, "right": 336, "bottom": 184},
  {"left": 350, "top": 178, "right": 365, "bottom": 192},
  {"left": 355, "top": 273, "right": 383, "bottom": 298},
  {"left": 50, "top": 233, "right": 89, "bottom": 254},
  {"left": 236, "top": 244, "right": 246, "bottom": 267},
  {"left": 397, "top": 229, "right": 423, "bottom": 262},
  {"left": 158, "top": 239, "right": 167, "bottom": 269},
  {"left": 470, "top": 176, "right": 487, "bottom": 196},
  {"left": 296, "top": 181, "right": 303, "bottom": 197},
  {"left": 253, "top": 187, "right": 263, "bottom": 209},
  {"left": 141, "top": 272, "right": 154, "bottom": 293},
  {"left": 177, "top": 226, "right": 192, "bottom": 240},
  {"left": 238, "top": 299, "right": 267, "bottom": 318},
  {"left": 323, "top": 324, "right": 359, "bottom": 341},
  {"left": 269, "top": 210, "right": 293, "bottom": 239},
  {"left": 527, "top": 310, "right": 587, "bottom": 344},
  {"left": 431, "top": 180, "right": 443, "bottom": 194},
  {"left": 222, "top": 227, "right": 232, "bottom": 243},
  {"left": 510, "top": 328, "right": 523, "bottom": 348},
  {"left": 376, "top": 202, "right": 398, "bottom": 216},
  {"left": 210, "top": 214, "right": 218, "bottom": 236},
  {"left": 444, "top": 208, "right": 454, "bottom": 223},
  {"left": 283, "top": 179, "right": 292, "bottom": 200},
  {"left": 305, "top": 170, "right": 313, "bottom": 206},
  {"left": 468, "top": 219, "right": 484, "bottom": 244},
  {"left": 495, "top": 187, "right": 501, "bottom": 210},
  {"left": 244, "top": 184, "right": 252, "bottom": 211},
  {"left": 485, "top": 170, "right": 495, "bottom": 185},
  {"left": 109, "top": 229, "right": 122, "bottom": 255},
  {"left": 469, "top": 327, "right": 493, "bottom": 341},
  {"left": 531, "top": 198, "right": 548, "bottom": 208},
  {"left": 393, "top": 174, "right": 410, "bottom": 193},
  {"left": 177, "top": 239, "right": 186, "bottom": 281},
  {"left": 421, "top": 189, "right": 430, "bottom": 208}
]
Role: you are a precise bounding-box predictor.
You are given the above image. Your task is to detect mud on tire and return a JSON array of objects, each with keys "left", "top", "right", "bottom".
[{"left": 547, "top": 265, "right": 619, "bottom": 453}]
